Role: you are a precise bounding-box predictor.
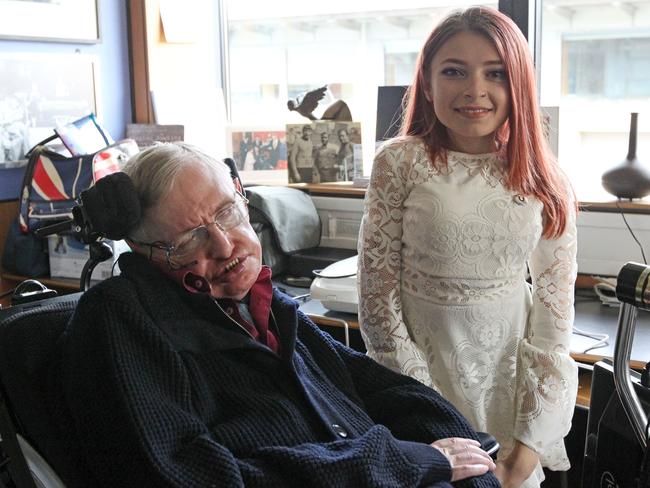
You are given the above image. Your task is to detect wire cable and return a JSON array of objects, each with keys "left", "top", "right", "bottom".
[
  {"left": 616, "top": 200, "right": 648, "bottom": 264},
  {"left": 572, "top": 326, "right": 610, "bottom": 353}
]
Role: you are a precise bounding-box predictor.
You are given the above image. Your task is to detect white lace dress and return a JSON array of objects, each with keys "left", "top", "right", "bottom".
[{"left": 357, "top": 137, "right": 578, "bottom": 487}]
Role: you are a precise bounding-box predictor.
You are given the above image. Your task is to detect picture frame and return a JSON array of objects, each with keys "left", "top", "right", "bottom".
[
  {"left": 0, "top": 0, "right": 100, "bottom": 43},
  {"left": 226, "top": 126, "right": 288, "bottom": 185},
  {"left": 286, "top": 121, "right": 362, "bottom": 184},
  {"left": 0, "top": 53, "right": 99, "bottom": 164}
]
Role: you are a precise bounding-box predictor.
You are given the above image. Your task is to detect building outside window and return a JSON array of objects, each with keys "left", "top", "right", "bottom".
[{"left": 539, "top": 0, "right": 650, "bottom": 201}]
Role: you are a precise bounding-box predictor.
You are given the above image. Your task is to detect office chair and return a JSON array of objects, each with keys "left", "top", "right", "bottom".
[{"left": 582, "top": 262, "right": 650, "bottom": 488}]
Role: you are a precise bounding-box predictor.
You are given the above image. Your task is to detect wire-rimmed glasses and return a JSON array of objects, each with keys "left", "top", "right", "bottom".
[{"left": 130, "top": 191, "right": 249, "bottom": 270}]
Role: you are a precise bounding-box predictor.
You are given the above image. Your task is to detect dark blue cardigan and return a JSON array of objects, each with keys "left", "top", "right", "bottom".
[{"left": 61, "top": 253, "right": 499, "bottom": 487}]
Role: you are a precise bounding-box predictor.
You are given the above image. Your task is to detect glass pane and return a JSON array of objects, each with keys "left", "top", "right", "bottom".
[
  {"left": 226, "top": 0, "right": 497, "bottom": 177},
  {"left": 539, "top": 0, "right": 650, "bottom": 201}
]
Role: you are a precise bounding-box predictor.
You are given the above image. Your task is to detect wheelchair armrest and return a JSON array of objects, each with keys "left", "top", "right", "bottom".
[{"left": 477, "top": 431, "right": 500, "bottom": 460}]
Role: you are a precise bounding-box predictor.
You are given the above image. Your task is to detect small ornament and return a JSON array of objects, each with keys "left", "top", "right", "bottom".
[{"left": 602, "top": 113, "right": 650, "bottom": 200}]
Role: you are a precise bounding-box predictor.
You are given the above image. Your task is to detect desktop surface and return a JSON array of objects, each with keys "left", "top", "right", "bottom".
[{"left": 287, "top": 284, "right": 650, "bottom": 367}]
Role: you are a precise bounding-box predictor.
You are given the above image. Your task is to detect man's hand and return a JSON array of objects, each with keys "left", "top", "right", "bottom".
[
  {"left": 493, "top": 441, "right": 538, "bottom": 488},
  {"left": 431, "top": 437, "right": 496, "bottom": 482}
]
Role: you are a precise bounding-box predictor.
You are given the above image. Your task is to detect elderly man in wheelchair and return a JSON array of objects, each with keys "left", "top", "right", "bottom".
[{"left": 0, "top": 142, "right": 501, "bottom": 487}]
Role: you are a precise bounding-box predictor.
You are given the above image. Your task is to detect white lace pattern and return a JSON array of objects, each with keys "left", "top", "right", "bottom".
[{"left": 357, "top": 138, "right": 578, "bottom": 484}]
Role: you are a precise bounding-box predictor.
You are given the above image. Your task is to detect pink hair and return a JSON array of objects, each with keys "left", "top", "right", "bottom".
[{"left": 400, "top": 6, "right": 573, "bottom": 238}]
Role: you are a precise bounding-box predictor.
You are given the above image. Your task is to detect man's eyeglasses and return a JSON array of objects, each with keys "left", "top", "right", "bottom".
[{"left": 131, "top": 191, "right": 249, "bottom": 270}]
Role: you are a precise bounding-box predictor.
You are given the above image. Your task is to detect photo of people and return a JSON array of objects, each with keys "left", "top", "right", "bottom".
[
  {"left": 286, "top": 121, "right": 361, "bottom": 184},
  {"left": 231, "top": 130, "right": 287, "bottom": 172}
]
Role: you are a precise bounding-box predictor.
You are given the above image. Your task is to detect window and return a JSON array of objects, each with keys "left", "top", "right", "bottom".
[
  {"left": 539, "top": 0, "right": 650, "bottom": 201},
  {"left": 225, "top": 0, "right": 496, "bottom": 175}
]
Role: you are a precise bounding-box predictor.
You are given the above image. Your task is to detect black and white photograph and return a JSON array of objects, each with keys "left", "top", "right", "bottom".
[
  {"left": 0, "top": 54, "right": 98, "bottom": 164},
  {"left": 286, "top": 121, "right": 361, "bottom": 184}
]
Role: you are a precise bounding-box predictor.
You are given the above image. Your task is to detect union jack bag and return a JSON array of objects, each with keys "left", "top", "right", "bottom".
[{"left": 18, "top": 139, "right": 139, "bottom": 234}]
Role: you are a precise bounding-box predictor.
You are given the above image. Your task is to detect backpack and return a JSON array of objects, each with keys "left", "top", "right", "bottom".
[{"left": 18, "top": 138, "right": 139, "bottom": 234}]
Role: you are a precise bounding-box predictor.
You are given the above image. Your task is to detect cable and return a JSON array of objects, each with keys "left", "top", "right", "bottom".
[
  {"left": 615, "top": 200, "right": 648, "bottom": 264},
  {"left": 572, "top": 326, "right": 609, "bottom": 354},
  {"left": 311, "top": 269, "right": 357, "bottom": 279}
]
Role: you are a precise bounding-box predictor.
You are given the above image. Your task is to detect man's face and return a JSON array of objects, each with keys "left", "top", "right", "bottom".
[
  {"left": 338, "top": 130, "right": 349, "bottom": 144},
  {"left": 320, "top": 132, "right": 329, "bottom": 145},
  {"left": 302, "top": 127, "right": 312, "bottom": 140},
  {"left": 148, "top": 165, "right": 262, "bottom": 300}
]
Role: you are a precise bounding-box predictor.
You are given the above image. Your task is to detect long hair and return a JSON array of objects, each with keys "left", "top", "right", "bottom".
[{"left": 401, "top": 6, "right": 572, "bottom": 238}]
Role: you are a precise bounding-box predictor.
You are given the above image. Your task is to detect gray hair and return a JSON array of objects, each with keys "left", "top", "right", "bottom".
[{"left": 122, "top": 142, "right": 230, "bottom": 241}]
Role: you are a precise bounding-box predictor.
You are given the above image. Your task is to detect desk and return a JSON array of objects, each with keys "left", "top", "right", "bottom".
[
  {"left": 300, "top": 297, "right": 650, "bottom": 363},
  {"left": 297, "top": 293, "right": 650, "bottom": 407},
  {"left": 5, "top": 274, "right": 649, "bottom": 369},
  {"left": 570, "top": 299, "right": 650, "bottom": 369}
]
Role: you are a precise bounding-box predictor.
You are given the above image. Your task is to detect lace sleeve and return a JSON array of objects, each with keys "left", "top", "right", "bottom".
[
  {"left": 513, "top": 179, "right": 579, "bottom": 468},
  {"left": 357, "top": 142, "right": 433, "bottom": 388}
]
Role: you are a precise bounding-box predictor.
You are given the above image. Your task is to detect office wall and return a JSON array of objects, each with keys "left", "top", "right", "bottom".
[{"left": 0, "top": 0, "right": 132, "bottom": 140}]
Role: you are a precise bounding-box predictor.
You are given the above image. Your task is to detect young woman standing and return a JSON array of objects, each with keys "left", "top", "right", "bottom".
[{"left": 358, "top": 7, "right": 578, "bottom": 487}]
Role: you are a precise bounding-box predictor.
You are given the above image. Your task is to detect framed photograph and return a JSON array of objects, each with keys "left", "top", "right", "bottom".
[
  {"left": 0, "top": 54, "right": 99, "bottom": 163},
  {"left": 227, "top": 127, "right": 287, "bottom": 185},
  {"left": 286, "top": 121, "right": 362, "bottom": 184},
  {"left": 0, "top": 0, "right": 100, "bottom": 43},
  {"left": 126, "top": 124, "right": 185, "bottom": 149}
]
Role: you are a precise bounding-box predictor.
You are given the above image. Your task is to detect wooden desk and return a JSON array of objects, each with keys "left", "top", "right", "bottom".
[
  {"left": 288, "top": 182, "right": 366, "bottom": 198},
  {"left": 286, "top": 181, "right": 650, "bottom": 212},
  {"left": 301, "top": 297, "right": 650, "bottom": 362},
  {"left": 299, "top": 294, "right": 650, "bottom": 407}
]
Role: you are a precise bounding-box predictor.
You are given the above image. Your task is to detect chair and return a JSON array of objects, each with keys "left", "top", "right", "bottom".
[
  {"left": 0, "top": 292, "right": 88, "bottom": 488},
  {"left": 582, "top": 262, "right": 650, "bottom": 488},
  {"left": 246, "top": 185, "right": 356, "bottom": 279}
]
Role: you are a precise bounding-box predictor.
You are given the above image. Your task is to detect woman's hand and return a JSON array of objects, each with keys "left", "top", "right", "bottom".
[
  {"left": 493, "top": 441, "right": 539, "bottom": 488},
  {"left": 431, "top": 437, "right": 496, "bottom": 482}
]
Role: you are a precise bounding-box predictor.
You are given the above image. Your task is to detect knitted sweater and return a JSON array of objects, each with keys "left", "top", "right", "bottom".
[{"left": 61, "top": 253, "right": 499, "bottom": 487}]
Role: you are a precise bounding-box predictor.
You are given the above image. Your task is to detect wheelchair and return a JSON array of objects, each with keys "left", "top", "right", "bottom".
[
  {"left": 0, "top": 291, "right": 84, "bottom": 487},
  {"left": 0, "top": 268, "right": 646, "bottom": 488}
]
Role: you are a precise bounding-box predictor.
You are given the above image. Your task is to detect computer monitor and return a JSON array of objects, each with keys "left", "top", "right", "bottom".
[{"left": 375, "top": 85, "right": 409, "bottom": 143}]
